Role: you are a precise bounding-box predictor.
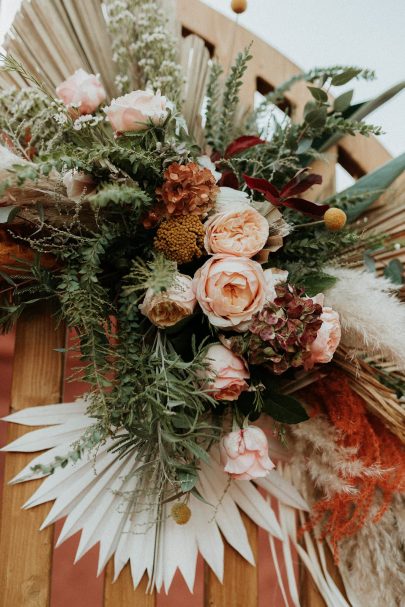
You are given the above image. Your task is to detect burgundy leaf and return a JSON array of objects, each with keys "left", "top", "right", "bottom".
[
  {"left": 243, "top": 174, "right": 280, "bottom": 205},
  {"left": 280, "top": 170, "right": 323, "bottom": 198},
  {"left": 225, "top": 135, "right": 266, "bottom": 158},
  {"left": 282, "top": 197, "right": 330, "bottom": 217},
  {"left": 219, "top": 170, "right": 240, "bottom": 189}
]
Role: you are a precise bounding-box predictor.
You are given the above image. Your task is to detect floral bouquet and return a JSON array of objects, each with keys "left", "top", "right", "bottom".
[{"left": 0, "top": 0, "right": 405, "bottom": 603}]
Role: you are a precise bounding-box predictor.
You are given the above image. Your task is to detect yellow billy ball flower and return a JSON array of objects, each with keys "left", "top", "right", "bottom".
[
  {"left": 171, "top": 502, "right": 192, "bottom": 525},
  {"left": 231, "top": 0, "right": 248, "bottom": 14},
  {"left": 154, "top": 215, "right": 205, "bottom": 264},
  {"left": 324, "top": 208, "right": 347, "bottom": 232}
]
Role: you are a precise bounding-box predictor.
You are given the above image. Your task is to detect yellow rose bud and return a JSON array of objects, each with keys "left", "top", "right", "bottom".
[
  {"left": 171, "top": 502, "right": 192, "bottom": 525},
  {"left": 231, "top": 0, "right": 248, "bottom": 14},
  {"left": 324, "top": 208, "right": 347, "bottom": 232}
]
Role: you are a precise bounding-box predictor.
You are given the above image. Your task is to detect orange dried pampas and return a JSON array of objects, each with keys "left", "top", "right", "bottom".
[{"left": 303, "top": 370, "right": 405, "bottom": 557}]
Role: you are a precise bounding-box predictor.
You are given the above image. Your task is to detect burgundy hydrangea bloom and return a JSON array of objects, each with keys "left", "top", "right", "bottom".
[{"left": 229, "top": 283, "right": 323, "bottom": 375}]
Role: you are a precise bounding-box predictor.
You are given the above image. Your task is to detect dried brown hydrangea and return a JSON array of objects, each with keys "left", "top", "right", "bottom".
[
  {"left": 154, "top": 215, "right": 205, "bottom": 264},
  {"left": 157, "top": 162, "right": 218, "bottom": 217},
  {"left": 228, "top": 283, "right": 323, "bottom": 374}
]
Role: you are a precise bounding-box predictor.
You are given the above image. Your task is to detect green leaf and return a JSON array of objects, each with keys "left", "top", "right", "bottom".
[
  {"left": 299, "top": 272, "right": 338, "bottom": 296},
  {"left": 331, "top": 68, "right": 362, "bottom": 86},
  {"left": 326, "top": 152, "right": 405, "bottom": 222},
  {"left": 307, "top": 86, "right": 328, "bottom": 103},
  {"left": 333, "top": 89, "right": 354, "bottom": 113},
  {"left": 0, "top": 205, "right": 18, "bottom": 223},
  {"left": 178, "top": 470, "right": 198, "bottom": 493},
  {"left": 320, "top": 81, "right": 405, "bottom": 152},
  {"left": 304, "top": 106, "right": 328, "bottom": 128},
  {"left": 262, "top": 393, "right": 309, "bottom": 424},
  {"left": 384, "top": 259, "right": 404, "bottom": 285},
  {"left": 363, "top": 252, "right": 377, "bottom": 273}
]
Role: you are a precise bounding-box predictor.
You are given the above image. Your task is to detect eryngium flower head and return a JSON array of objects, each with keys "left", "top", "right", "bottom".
[{"left": 245, "top": 283, "right": 323, "bottom": 374}]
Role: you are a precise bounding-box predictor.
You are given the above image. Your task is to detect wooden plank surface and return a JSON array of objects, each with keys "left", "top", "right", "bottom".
[
  {"left": 204, "top": 512, "right": 258, "bottom": 607},
  {"left": 0, "top": 302, "right": 65, "bottom": 607},
  {"left": 104, "top": 563, "right": 156, "bottom": 606}
]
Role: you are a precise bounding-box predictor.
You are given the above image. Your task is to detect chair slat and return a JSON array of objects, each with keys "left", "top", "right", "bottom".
[
  {"left": 0, "top": 303, "right": 65, "bottom": 607},
  {"left": 204, "top": 512, "right": 258, "bottom": 607},
  {"left": 104, "top": 563, "right": 156, "bottom": 606}
]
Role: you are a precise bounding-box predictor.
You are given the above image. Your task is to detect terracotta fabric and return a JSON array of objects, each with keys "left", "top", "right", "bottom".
[{"left": 0, "top": 332, "right": 285, "bottom": 606}]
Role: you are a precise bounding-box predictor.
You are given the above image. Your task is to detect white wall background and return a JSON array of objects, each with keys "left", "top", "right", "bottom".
[{"left": 1, "top": 0, "right": 404, "bottom": 156}]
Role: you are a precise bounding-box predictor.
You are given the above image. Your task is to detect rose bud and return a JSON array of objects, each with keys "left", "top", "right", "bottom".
[
  {"left": 139, "top": 273, "right": 196, "bottom": 328},
  {"left": 56, "top": 69, "right": 106, "bottom": 115},
  {"left": 105, "top": 90, "right": 169, "bottom": 133},
  {"left": 63, "top": 170, "right": 96, "bottom": 201},
  {"left": 220, "top": 426, "right": 275, "bottom": 480},
  {"left": 201, "top": 344, "right": 249, "bottom": 401}
]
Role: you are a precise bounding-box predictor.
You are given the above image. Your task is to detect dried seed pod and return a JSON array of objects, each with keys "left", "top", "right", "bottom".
[{"left": 231, "top": 0, "right": 248, "bottom": 14}]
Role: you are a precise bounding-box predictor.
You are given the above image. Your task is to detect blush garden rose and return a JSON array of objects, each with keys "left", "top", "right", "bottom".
[
  {"left": 220, "top": 426, "right": 275, "bottom": 480},
  {"left": 201, "top": 344, "right": 249, "bottom": 401},
  {"left": 56, "top": 69, "right": 106, "bottom": 115},
  {"left": 192, "top": 254, "right": 267, "bottom": 330},
  {"left": 105, "top": 90, "right": 169, "bottom": 133},
  {"left": 204, "top": 207, "right": 269, "bottom": 258}
]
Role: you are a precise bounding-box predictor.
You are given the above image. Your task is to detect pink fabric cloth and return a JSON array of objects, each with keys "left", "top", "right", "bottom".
[{"left": 0, "top": 332, "right": 288, "bottom": 606}]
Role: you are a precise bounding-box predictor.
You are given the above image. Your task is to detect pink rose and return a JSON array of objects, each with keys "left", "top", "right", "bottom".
[
  {"left": 201, "top": 344, "right": 249, "bottom": 401},
  {"left": 306, "top": 306, "right": 341, "bottom": 368},
  {"left": 139, "top": 273, "right": 196, "bottom": 328},
  {"left": 192, "top": 255, "right": 266, "bottom": 330},
  {"left": 220, "top": 426, "right": 275, "bottom": 480},
  {"left": 204, "top": 207, "right": 269, "bottom": 258},
  {"left": 56, "top": 69, "right": 106, "bottom": 115},
  {"left": 105, "top": 90, "right": 168, "bottom": 133},
  {"left": 63, "top": 170, "right": 96, "bottom": 201}
]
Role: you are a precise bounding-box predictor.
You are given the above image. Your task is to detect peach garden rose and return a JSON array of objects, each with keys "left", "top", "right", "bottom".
[
  {"left": 56, "top": 69, "right": 106, "bottom": 115},
  {"left": 105, "top": 90, "right": 169, "bottom": 133},
  {"left": 204, "top": 207, "right": 269, "bottom": 258},
  {"left": 192, "top": 254, "right": 267, "bottom": 330},
  {"left": 220, "top": 426, "right": 275, "bottom": 480},
  {"left": 139, "top": 273, "right": 196, "bottom": 328},
  {"left": 201, "top": 344, "right": 249, "bottom": 401}
]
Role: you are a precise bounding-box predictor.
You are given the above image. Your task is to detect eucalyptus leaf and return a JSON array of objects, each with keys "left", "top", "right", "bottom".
[
  {"left": 262, "top": 393, "right": 309, "bottom": 424},
  {"left": 331, "top": 68, "right": 362, "bottom": 86},
  {"left": 326, "top": 152, "right": 405, "bottom": 222},
  {"left": 304, "top": 107, "right": 327, "bottom": 128},
  {"left": 333, "top": 89, "right": 354, "bottom": 113},
  {"left": 307, "top": 86, "right": 328, "bottom": 103},
  {"left": 363, "top": 252, "right": 377, "bottom": 273},
  {"left": 320, "top": 81, "right": 405, "bottom": 152},
  {"left": 384, "top": 259, "right": 404, "bottom": 285},
  {"left": 0, "top": 205, "right": 18, "bottom": 223}
]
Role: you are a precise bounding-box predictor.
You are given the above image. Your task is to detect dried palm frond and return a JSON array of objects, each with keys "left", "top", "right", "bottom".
[
  {"left": 334, "top": 347, "right": 405, "bottom": 443},
  {"left": 3, "top": 0, "right": 117, "bottom": 96},
  {"left": 180, "top": 35, "right": 211, "bottom": 144}
]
